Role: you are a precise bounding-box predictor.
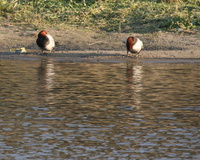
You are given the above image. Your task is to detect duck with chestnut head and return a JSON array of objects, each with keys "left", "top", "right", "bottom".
[
  {"left": 126, "top": 36, "right": 143, "bottom": 57},
  {"left": 36, "top": 30, "right": 55, "bottom": 54}
]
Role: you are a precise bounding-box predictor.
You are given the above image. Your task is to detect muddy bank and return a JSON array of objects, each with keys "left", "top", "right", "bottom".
[{"left": 0, "top": 24, "right": 199, "bottom": 60}]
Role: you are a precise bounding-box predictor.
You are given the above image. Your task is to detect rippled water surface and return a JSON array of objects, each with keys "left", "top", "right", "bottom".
[{"left": 0, "top": 58, "right": 200, "bottom": 159}]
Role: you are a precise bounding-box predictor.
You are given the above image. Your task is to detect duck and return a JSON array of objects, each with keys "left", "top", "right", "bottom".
[
  {"left": 36, "top": 30, "right": 55, "bottom": 54},
  {"left": 126, "top": 36, "right": 143, "bottom": 57}
]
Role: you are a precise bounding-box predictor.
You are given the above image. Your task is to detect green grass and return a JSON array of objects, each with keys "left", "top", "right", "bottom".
[{"left": 0, "top": 0, "right": 199, "bottom": 33}]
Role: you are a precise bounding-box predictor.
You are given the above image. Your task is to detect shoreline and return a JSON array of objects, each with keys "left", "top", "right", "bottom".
[
  {"left": 0, "top": 25, "right": 199, "bottom": 60},
  {"left": 1, "top": 50, "right": 200, "bottom": 63}
]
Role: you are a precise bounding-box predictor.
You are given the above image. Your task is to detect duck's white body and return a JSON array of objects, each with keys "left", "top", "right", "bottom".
[
  {"left": 131, "top": 38, "right": 143, "bottom": 53},
  {"left": 45, "top": 34, "right": 55, "bottom": 51}
]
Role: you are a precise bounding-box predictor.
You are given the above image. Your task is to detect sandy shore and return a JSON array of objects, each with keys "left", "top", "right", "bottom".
[{"left": 0, "top": 24, "right": 199, "bottom": 60}]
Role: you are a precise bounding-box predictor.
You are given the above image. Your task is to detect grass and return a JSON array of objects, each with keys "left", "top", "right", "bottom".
[{"left": 0, "top": 0, "right": 199, "bottom": 33}]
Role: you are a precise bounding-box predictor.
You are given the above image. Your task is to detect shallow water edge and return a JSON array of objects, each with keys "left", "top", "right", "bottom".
[{"left": 1, "top": 50, "right": 200, "bottom": 63}]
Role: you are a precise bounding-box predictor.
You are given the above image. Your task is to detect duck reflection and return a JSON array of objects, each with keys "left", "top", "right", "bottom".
[
  {"left": 126, "top": 63, "right": 143, "bottom": 108},
  {"left": 38, "top": 58, "right": 55, "bottom": 103}
]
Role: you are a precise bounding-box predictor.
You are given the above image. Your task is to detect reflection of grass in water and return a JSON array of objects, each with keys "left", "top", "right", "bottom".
[{"left": 0, "top": 0, "right": 199, "bottom": 32}]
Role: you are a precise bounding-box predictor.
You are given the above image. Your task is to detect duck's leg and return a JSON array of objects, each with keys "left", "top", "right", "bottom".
[
  {"left": 135, "top": 52, "right": 141, "bottom": 59},
  {"left": 126, "top": 51, "right": 129, "bottom": 57},
  {"left": 38, "top": 50, "right": 44, "bottom": 55}
]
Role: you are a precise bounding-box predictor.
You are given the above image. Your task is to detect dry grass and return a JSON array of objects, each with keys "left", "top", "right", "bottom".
[{"left": 0, "top": 0, "right": 199, "bottom": 32}]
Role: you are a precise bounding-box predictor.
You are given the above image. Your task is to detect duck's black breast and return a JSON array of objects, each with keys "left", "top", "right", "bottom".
[{"left": 36, "top": 36, "right": 50, "bottom": 49}]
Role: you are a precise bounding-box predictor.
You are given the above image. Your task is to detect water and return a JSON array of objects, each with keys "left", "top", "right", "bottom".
[{"left": 0, "top": 57, "right": 200, "bottom": 159}]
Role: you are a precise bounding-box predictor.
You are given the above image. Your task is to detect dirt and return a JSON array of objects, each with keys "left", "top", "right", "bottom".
[{"left": 0, "top": 23, "right": 200, "bottom": 61}]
